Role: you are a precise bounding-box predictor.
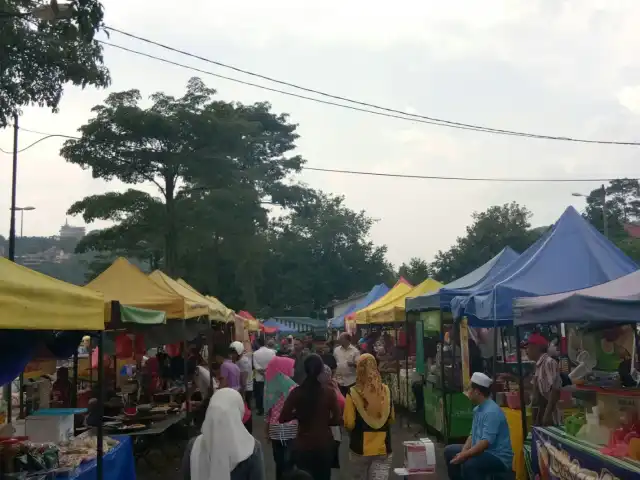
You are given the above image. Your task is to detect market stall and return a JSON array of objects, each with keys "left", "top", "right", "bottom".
[
  {"left": 456, "top": 206, "right": 638, "bottom": 480},
  {"left": 0, "top": 258, "right": 134, "bottom": 480},
  {"left": 514, "top": 268, "right": 640, "bottom": 479},
  {"left": 404, "top": 248, "right": 519, "bottom": 441},
  {"left": 365, "top": 278, "right": 442, "bottom": 411},
  {"left": 328, "top": 283, "right": 389, "bottom": 331}
]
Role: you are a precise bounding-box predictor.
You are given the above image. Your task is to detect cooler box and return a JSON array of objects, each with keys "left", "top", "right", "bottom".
[
  {"left": 403, "top": 438, "right": 436, "bottom": 473},
  {"left": 25, "top": 408, "right": 86, "bottom": 443}
]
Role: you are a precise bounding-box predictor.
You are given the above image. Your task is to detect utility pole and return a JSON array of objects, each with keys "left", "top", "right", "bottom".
[
  {"left": 601, "top": 184, "right": 608, "bottom": 239},
  {"left": 4, "top": 113, "right": 18, "bottom": 424}
]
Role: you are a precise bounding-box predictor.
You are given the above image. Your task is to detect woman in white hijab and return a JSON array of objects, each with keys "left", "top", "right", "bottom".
[{"left": 182, "top": 388, "right": 265, "bottom": 480}]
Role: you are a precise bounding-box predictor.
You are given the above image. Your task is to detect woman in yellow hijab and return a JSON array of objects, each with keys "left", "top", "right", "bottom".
[{"left": 344, "top": 353, "right": 395, "bottom": 480}]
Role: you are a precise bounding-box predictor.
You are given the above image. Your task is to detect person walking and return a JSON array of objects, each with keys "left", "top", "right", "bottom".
[
  {"left": 291, "top": 338, "right": 310, "bottom": 384},
  {"left": 183, "top": 388, "right": 266, "bottom": 480},
  {"left": 444, "top": 372, "right": 512, "bottom": 480},
  {"left": 264, "top": 356, "right": 298, "bottom": 480},
  {"left": 280, "top": 354, "right": 341, "bottom": 480},
  {"left": 334, "top": 333, "right": 360, "bottom": 396},
  {"left": 319, "top": 364, "right": 344, "bottom": 471},
  {"left": 253, "top": 338, "right": 276, "bottom": 415},
  {"left": 230, "top": 341, "right": 254, "bottom": 408},
  {"left": 344, "top": 353, "right": 395, "bottom": 480}
]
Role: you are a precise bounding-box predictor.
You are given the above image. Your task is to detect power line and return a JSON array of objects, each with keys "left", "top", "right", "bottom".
[
  {"left": 105, "top": 26, "right": 640, "bottom": 147},
  {"left": 97, "top": 41, "right": 523, "bottom": 137},
  {"left": 5, "top": 124, "right": 638, "bottom": 183}
]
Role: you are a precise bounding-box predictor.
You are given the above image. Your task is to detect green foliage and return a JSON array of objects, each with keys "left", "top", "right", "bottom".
[
  {"left": 0, "top": 0, "right": 109, "bottom": 126},
  {"left": 256, "top": 192, "right": 394, "bottom": 317},
  {"left": 398, "top": 257, "right": 432, "bottom": 285},
  {"left": 61, "top": 77, "right": 303, "bottom": 276},
  {"left": 583, "top": 179, "right": 640, "bottom": 263},
  {"left": 431, "top": 202, "right": 538, "bottom": 283}
]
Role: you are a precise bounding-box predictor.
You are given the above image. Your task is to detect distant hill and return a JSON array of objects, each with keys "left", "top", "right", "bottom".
[{"left": 0, "top": 235, "right": 90, "bottom": 285}]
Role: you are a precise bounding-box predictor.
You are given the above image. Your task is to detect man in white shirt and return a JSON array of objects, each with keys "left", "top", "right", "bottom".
[
  {"left": 334, "top": 332, "right": 360, "bottom": 396},
  {"left": 252, "top": 337, "right": 275, "bottom": 415}
]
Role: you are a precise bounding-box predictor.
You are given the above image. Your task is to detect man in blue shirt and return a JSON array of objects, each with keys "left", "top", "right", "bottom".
[{"left": 445, "top": 372, "right": 513, "bottom": 480}]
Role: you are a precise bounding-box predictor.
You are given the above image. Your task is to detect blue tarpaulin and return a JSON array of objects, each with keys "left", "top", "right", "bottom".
[
  {"left": 329, "top": 283, "right": 390, "bottom": 329},
  {"left": 262, "top": 318, "right": 297, "bottom": 334},
  {"left": 453, "top": 206, "right": 637, "bottom": 326},
  {"left": 405, "top": 247, "right": 519, "bottom": 312}
]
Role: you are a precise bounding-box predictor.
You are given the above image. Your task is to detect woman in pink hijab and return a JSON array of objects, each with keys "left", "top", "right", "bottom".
[{"left": 264, "top": 356, "right": 298, "bottom": 480}]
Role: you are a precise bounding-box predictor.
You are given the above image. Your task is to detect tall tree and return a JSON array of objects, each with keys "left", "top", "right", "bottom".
[
  {"left": 431, "top": 202, "right": 537, "bottom": 283},
  {"left": 398, "top": 257, "right": 432, "bottom": 284},
  {"left": 0, "top": 0, "right": 109, "bottom": 126},
  {"left": 61, "top": 77, "right": 304, "bottom": 276},
  {"left": 257, "top": 192, "right": 394, "bottom": 317},
  {"left": 584, "top": 179, "right": 640, "bottom": 238}
]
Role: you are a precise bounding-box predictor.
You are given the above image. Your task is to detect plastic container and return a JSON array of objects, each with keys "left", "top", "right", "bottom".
[{"left": 506, "top": 391, "right": 521, "bottom": 409}]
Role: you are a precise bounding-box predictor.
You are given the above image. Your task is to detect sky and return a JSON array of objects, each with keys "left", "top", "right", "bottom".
[{"left": 2, "top": 0, "right": 640, "bottom": 267}]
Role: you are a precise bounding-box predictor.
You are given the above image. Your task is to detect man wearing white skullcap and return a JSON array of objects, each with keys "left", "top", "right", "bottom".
[{"left": 444, "top": 372, "right": 513, "bottom": 480}]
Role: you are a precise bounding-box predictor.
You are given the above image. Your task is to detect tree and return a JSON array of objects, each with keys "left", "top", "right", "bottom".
[
  {"left": 584, "top": 179, "right": 640, "bottom": 238},
  {"left": 0, "top": 0, "right": 109, "bottom": 126},
  {"left": 431, "top": 202, "right": 537, "bottom": 283},
  {"left": 398, "top": 257, "right": 432, "bottom": 284},
  {"left": 256, "top": 192, "right": 394, "bottom": 317},
  {"left": 61, "top": 77, "right": 304, "bottom": 276}
]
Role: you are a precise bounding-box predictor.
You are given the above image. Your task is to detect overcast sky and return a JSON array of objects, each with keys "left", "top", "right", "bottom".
[{"left": 2, "top": 0, "right": 640, "bottom": 266}]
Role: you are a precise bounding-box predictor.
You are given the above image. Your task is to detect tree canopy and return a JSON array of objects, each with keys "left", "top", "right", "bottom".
[
  {"left": 63, "top": 78, "right": 392, "bottom": 315},
  {"left": 0, "top": 0, "right": 109, "bottom": 126},
  {"left": 398, "top": 257, "right": 432, "bottom": 285}
]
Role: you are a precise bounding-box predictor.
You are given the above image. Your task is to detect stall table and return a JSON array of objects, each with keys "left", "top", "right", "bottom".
[
  {"left": 531, "top": 426, "right": 640, "bottom": 479},
  {"left": 60, "top": 435, "right": 135, "bottom": 480}
]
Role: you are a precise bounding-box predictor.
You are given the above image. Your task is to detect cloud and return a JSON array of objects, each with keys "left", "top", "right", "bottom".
[{"left": 2, "top": 0, "right": 640, "bottom": 268}]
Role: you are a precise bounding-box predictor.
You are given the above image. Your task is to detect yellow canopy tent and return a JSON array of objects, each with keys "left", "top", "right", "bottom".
[
  {"left": 368, "top": 278, "right": 443, "bottom": 324},
  {"left": 354, "top": 280, "right": 414, "bottom": 325},
  {"left": 87, "top": 257, "right": 185, "bottom": 321},
  {"left": 176, "top": 279, "right": 235, "bottom": 323},
  {"left": 0, "top": 257, "right": 104, "bottom": 330},
  {"left": 148, "top": 271, "right": 210, "bottom": 319},
  {"left": 206, "top": 296, "right": 236, "bottom": 323}
]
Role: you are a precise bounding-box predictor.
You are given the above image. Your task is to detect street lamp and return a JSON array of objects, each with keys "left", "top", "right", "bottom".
[
  {"left": 10, "top": 206, "right": 36, "bottom": 237},
  {"left": 572, "top": 184, "right": 608, "bottom": 238}
]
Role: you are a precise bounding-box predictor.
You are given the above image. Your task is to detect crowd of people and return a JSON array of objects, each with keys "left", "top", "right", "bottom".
[
  {"left": 181, "top": 332, "right": 395, "bottom": 480},
  {"left": 179, "top": 330, "right": 564, "bottom": 480}
]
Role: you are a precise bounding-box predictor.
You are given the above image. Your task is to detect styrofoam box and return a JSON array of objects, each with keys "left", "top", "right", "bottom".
[
  {"left": 25, "top": 408, "right": 85, "bottom": 444},
  {"left": 403, "top": 438, "right": 437, "bottom": 473}
]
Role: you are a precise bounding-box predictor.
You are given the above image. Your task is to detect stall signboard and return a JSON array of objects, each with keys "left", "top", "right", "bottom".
[{"left": 532, "top": 427, "right": 640, "bottom": 480}]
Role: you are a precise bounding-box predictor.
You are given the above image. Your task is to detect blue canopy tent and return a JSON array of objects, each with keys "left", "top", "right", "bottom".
[
  {"left": 454, "top": 206, "right": 637, "bottom": 327},
  {"left": 405, "top": 247, "right": 519, "bottom": 312},
  {"left": 329, "top": 283, "right": 390, "bottom": 329},
  {"left": 262, "top": 318, "right": 297, "bottom": 334}
]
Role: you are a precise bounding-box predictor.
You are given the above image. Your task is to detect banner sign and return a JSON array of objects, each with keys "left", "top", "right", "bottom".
[{"left": 532, "top": 427, "right": 640, "bottom": 480}]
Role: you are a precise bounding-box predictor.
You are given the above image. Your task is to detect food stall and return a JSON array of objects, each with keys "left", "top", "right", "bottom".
[
  {"left": 458, "top": 206, "right": 637, "bottom": 480},
  {"left": 405, "top": 247, "right": 520, "bottom": 442},
  {"left": 514, "top": 268, "right": 640, "bottom": 479},
  {"left": 328, "top": 283, "right": 390, "bottom": 332},
  {"left": 360, "top": 278, "right": 442, "bottom": 410},
  {"left": 0, "top": 257, "right": 136, "bottom": 480}
]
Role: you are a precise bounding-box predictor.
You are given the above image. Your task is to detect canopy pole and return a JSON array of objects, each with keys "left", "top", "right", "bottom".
[
  {"left": 18, "top": 374, "right": 24, "bottom": 419},
  {"left": 183, "top": 319, "right": 191, "bottom": 420},
  {"left": 439, "top": 309, "right": 449, "bottom": 444},
  {"left": 96, "top": 330, "right": 105, "bottom": 480},
  {"left": 515, "top": 326, "right": 528, "bottom": 444},
  {"left": 491, "top": 321, "right": 499, "bottom": 399},
  {"left": 405, "top": 311, "right": 410, "bottom": 429},
  {"left": 71, "top": 351, "right": 79, "bottom": 408}
]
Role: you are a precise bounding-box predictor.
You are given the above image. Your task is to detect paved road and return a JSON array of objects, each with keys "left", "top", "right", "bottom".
[{"left": 137, "top": 412, "right": 449, "bottom": 479}]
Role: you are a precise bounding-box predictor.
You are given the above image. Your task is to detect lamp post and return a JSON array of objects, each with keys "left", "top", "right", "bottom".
[
  {"left": 11, "top": 206, "right": 36, "bottom": 237},
  {"left": 572, "top": 184, "right": 608, "bottom": 238}
]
